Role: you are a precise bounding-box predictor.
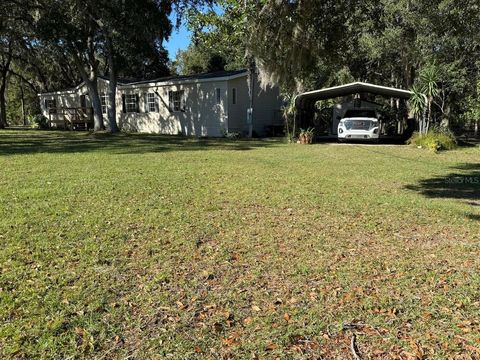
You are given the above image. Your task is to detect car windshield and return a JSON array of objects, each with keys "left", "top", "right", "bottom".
[
  {"left": 344, "top": 110, "right": 376, "bottom": 118},
  {"left": 344, "top": 119, "right": 377, "bottom": 130}
]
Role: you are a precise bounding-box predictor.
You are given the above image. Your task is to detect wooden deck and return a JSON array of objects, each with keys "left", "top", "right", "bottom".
[{"left": 48, "top": 108, "right": 94, "bottom": 130}]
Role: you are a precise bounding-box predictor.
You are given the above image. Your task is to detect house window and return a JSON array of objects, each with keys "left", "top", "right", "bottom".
[
  {"left": 125, "top": 94, "right": 138, "bottom": 113},
  {"left": 145, "top": 92, "right": 158, "bottom": 112},
  {"left": 45, "top": 99, "right": 56, "bottom": 113},
  {"left": 216, "top": 88, "right": 221, "bottom": 104},
  {"left": 80, "top": 94, "right": 88, "bottom": 108},
  {"left": 100, "top": 93, "right": 108, "bottom": 114},
  {"left": 232, "top": 88, "right": 236, "bottom": 105},
  {"left": 169, "top": 90, "right": 185, "bottom": 112}
]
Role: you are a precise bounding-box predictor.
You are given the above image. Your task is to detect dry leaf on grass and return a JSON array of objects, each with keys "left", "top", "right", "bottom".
[
  {"left": 266, "top": 342, "right": 278, "bottom": 351},
  {"left": 243, "top": 317, "right": 253, "bottom": 325}
]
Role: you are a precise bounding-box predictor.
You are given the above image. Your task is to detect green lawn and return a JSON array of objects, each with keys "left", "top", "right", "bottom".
[{"left": 1, "top": 130, "right": 479, "bottom": 359}]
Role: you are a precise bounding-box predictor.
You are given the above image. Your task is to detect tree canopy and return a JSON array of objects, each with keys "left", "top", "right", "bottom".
[
  {"left": 0, "top": 0, "right": 212, "bottom": 130},
  {"left": 249, "top": 0, "right": 480, "bottom": 128},
  {"left": 1, "top": 0, "right": 479, "bottom": 132},
  {"left": 179, "top": 0, "right": 479, "bottom": 130}
]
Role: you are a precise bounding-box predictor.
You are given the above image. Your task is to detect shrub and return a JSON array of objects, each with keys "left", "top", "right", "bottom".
[
  {"left": 298, "top": 127, "right": 315, "bottom": 144},
  {"left": 407, "top": 126, "right": 457, "bottom": 152},
  {"left": 225, "top": 131, "right": 240, "bottom": 140},
  {"left": 30, "top": 114, "right": 49, "bottom": 130},
  {"left": 221, "top": 128, "right": 240, "bottom": 140}
]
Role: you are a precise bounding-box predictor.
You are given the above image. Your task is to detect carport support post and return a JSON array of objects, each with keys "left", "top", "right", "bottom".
[{"left": 293, "top": 109, "right": 297, "bottom": 141}]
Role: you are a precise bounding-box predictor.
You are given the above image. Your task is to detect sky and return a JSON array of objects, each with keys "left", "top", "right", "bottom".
[
  {"left": 163, "top": 21, "right": 191, "bottom": 58},
  {"left": 163, "top": 5, "right": 223, "bottom": 60}
]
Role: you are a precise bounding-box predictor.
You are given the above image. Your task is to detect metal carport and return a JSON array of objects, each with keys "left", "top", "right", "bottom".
[{"left": 294, "top": 82, "right": 426, "bottom": 138}]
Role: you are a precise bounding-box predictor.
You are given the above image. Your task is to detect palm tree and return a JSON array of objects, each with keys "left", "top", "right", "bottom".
[
  {"left": 409, "top": 85, "right": 427, "bottom": 134},
  {"left": 419, "top": 65, "right": 440, "bottom": 131}
]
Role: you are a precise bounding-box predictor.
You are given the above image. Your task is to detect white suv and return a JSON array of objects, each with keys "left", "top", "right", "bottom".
[{"left": 338, "top": 109, "right": 380, "bottom": 142}]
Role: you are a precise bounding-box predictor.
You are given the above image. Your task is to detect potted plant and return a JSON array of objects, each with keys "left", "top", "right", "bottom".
[{"left": 298, "top": 127, "right": 315, "bottom": 144}]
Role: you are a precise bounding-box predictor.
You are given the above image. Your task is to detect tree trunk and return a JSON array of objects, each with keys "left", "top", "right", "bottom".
[
  {"left": 426, "top": 97, "right": 432, "bottom": 132},
  {"left": 108, "top": 72, "right": 119, "bottom": 133},
  {"left": 441, "top": 101, "right": 450, "bottom": 129},
  {"left": 244, "top": 0, "right": 254, "bottom": 138},
  {"left": 71, "top": 45, "right": 104, "bottom": 131},
  {"left": 0, "top": 41, "right": 13, "bottom": 129},
  {"left": 85, "top": 78, "right": 104, "bottom": 131},
  {"left": 0, "top": 72, "right": 8, "bottom": 129},
  {"left": 106, "top": 35, "right": 119, "bottom": 133},
  {"left": 247, "top": 61, "right": 254, "bottom": 138},
  {"left": 20, "top": 82, "right": 26, "bottom": 126},
  {"left": 421, "top": 103, "right": 428, "bottom": 135}
]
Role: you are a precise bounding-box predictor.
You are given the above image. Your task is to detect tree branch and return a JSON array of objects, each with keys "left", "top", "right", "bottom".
[{"left": 9, "top": 69, "right": 40, "bottom": 93}]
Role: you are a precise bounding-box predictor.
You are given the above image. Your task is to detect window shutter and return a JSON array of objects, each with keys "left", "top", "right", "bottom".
[
  {"left": 122, "top": 94, "right": 126, "bottom": 113},
  {"left": 155, "top": 97, "right": 159, "bottom": 113},
  {"left": 53, "top": 99, "right": 57, "bottom": 108},
  {"left": 144, "top": 93, "right": 148, "bottom": 113},
  {"left": 135, "top": 94, "right": 140, "bottom": 113},
  {"left": 168, "top": 91, "right": 173, "bottom": 112},
  {"left": 181, "top": 91, "right": 186, "bottom": 112},
  {"left": 45, "top": 99, "right": 49, "bottom": 110}
]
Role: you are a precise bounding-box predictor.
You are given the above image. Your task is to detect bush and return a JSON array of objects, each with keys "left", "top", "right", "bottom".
[
  {"left": 298, "top": 127, "right": 315, "bottom": 144},
  {"left": 30, "top": 114, "right": 49, "bottom": 129},
  {"left": 221, "top": 128, "right": 240, "bottom": 140},
  {"left": 225, "top": 131, "right": 240, "bottom": 140},
  {"left": 407, "top": 126, "right": 457, "bottom": 152}
]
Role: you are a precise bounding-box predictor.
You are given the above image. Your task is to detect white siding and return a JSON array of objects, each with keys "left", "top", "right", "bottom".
[
  {"left": 227, "top": 76, "right": 283, "bottom": 136},
  {"left": 38, "top": 72, "right": 282, "bottom": 136},
  {"left": 118, "top": 80, "right": 227, "bottom": 137},
  {"left": 226, "top": 77, "right": 250, "bottom": 134},
  {"left": 39, "top": 78, "right": 110, "bottom": 120}
]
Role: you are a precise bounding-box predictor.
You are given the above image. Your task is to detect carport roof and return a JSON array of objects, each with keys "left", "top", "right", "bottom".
[{"left": 295, "top": 82, "right": 414, "bottom": 109}]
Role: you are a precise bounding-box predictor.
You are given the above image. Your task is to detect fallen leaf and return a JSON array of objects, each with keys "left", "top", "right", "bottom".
[
  {"left": 222, "top": 332, "right": 241, "bottom": 347},
  {"left": 266, "top": 342, "right": 278, "bottom": 351},
  {"left": 243, "top": 317, "right": 253, "bottom": 325},
  {"left": 465, "top": 345, "right": 480, "bottom": 354},
  {"left": 288, "top": 297, "right": 298, "bottom": 305},
  {"left": 252, "top": 305, "right": 261, "bottom": 312}
]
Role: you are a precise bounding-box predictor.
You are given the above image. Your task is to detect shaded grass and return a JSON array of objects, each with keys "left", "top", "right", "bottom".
[
  {"left": 0, "top": 130, "right": 479, "bottom": 358},
  {"left": 0, "top": 130, "right": 272, "bottom": 156}
]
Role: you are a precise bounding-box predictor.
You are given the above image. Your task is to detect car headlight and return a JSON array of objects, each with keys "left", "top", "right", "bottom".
[
  {"left": 373, "top": 128, "right": 378, "bottom": 134},
  {"left": 339, "top": 128, "right": 344, "bottom": 134}
]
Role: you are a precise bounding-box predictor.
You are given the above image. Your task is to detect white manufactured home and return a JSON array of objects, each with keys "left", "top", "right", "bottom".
[{"left": 38, "top": 70, "right": 284, "bottom": 137}]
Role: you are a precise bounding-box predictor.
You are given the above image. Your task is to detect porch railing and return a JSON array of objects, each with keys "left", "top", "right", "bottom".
[{"left": 48, "top": 107, "right": 94, "bottom": 130}]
